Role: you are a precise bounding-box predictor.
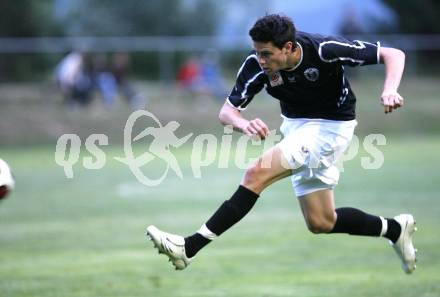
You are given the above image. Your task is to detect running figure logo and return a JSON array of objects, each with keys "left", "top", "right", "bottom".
[{"left": 115, "top": 110, "right": 193, "bottom": 186}]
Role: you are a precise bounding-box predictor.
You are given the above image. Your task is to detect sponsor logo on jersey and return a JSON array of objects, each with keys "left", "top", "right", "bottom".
[
  {"left": 304, "top": 68, "right": 319, "bottom": 82},
  {"left": 269, "top": 72, "right": 284, "bottom": 87}
]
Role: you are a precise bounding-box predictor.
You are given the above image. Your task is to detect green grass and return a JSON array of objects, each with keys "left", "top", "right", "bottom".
[{"left": 0, "top": 136, "right": 439, "bottom": 297}]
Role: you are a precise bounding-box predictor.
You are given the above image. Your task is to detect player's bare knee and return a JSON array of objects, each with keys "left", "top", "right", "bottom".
[
  {"left": 306, "top": 221, "right": 333, "bottom": 234},
  {"left": 242, "top": 161, "right": 271, "bottom": 192},
  {"left": 305, "top": 215, "right": 335, "bottom": 234},
  {"left": 242, "top": 164, "right": 262, "bottom": 188}
]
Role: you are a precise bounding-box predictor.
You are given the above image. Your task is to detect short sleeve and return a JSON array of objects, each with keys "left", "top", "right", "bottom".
[
  {"left": 318, "top": 36, "right": 380, "bottom": 66},
  {"left": 227, "top": 53, "right": 265, "bottom": 110}
]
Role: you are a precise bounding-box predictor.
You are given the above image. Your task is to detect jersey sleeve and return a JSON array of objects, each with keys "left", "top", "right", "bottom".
[
  {"left": 318, "top": 35, "right": 380, "bottom": 66},
  {"left": 226, "top": 54, "right": 265, "bottom": 110}
]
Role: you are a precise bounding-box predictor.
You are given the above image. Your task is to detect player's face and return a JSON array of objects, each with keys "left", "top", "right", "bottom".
[{"left": 253, "top": 41, "right": 291, "bottom": 75}]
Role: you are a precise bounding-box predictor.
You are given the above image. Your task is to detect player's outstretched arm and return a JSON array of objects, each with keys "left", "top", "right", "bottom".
[
  {"left": 219, "top": 101, "right": 269, "bottom": 139},
  {"left": 379, "top": 47, "right": 405, "bottom": 114}
]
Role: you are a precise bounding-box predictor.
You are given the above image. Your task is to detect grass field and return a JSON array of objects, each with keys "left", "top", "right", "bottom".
[
  {"left": 0, "top": 73, "right": 439, "bottom": 296},
  {"left": 0, "top": 135, "right": 439, "bottom": 297}
]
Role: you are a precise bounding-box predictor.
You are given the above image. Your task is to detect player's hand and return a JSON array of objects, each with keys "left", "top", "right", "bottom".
[
  {"left": 242, "top": 118, "right": 269, "bottom": 139},
  {"left": 381, "top": 91, "right": 404, "bottom": 114}
]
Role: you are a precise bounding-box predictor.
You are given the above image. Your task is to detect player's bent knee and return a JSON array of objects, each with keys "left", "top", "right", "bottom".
[
  {"left": 241, "top": 162, "right": 271, "bottom": 193},
  {"left": 242, "top": 165, "right": 263, "bottom": 188},
  {"left": 306, "top": 221, "right": 333, "bottom": 234},
  {"left": 305, "top": 216, "right": 335, "bottom": 234}
]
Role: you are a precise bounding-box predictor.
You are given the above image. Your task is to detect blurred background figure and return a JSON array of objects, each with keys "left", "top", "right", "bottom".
[
  {"left": 91, "top": 53, "right": 118, "bottom": 108},
  {"left": 176, "top": 56, "right": 202, "bottom": 95},
  {"left": 176, "top": 51, "right": 227, "bottom": 101},
  {"left": 198, "top": 49, "right": 228, "bottom": 101},
  {"left": 338, "top": 6, "right": 364, "bottom": 37},
  {"left": 111, "top": 52, "right": 146, "bottom": 110},
  {"left": 55, "top": 51, "right": 146, "bottom": 110},
  {"left": 54, "top": 51, "right": 93, "bottom": 108}
]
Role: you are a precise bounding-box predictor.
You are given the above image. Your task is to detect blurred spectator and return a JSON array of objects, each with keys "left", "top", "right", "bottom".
[
  {"left": 54, "top": 51, "right": 93, "bottom": 108},
  {"left": 176, "top": 51, "right": 227, "bottom": 101},
  {"left": 199, "top": 49, "right": 228, "bottom": 100},
  {"left": 91, "top": 53, "right": 118, "bottom": 108},
  {"left": 55, "top": 52, "right": 145, "bottom": 110},
  {"left": 176, "top": 56, "right": 201, "bottom": 93},
  {"left": 111, "top": 52, "right": 146, "bottom": 110},
  {"left": 338, "top": 7, "right": 364, "bottom": 37}
]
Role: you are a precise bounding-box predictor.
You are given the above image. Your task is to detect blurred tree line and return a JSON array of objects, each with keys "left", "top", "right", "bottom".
[
  {"left": 0, "top": 0, "right": 439, "bottom": 81},
  {"left": 378, "top": 0, "right": 440, "bottom": 70},
  {"left": 378, "top": 0, "right": 440, "bottom": 33},
  {"left": 0, "top": 1, "right": 62, "bottom": 80},
  {"left": 0, "top": 0, "right": 218, "bottom": 81},
  {"left": 0, "top": 0, "right": 218, "bottom": 37}
]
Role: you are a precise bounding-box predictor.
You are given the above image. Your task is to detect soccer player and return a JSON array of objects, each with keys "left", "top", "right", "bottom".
[{"left": 146, "top": 14, "right": 417, "bottom": 273}]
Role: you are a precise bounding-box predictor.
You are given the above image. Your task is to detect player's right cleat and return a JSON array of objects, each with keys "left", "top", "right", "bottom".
[
  {"left": 146, "top": 225, "right": 192, "bottom": 270},
  {"left": 391, "top": 214, "right": 418, "bottom": 274}
]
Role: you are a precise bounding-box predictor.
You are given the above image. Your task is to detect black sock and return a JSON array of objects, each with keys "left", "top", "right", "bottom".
[
  {"left": 184, "top": 185, "right": 259, "bottom": 258},
  {"left": 330, "top": 208, "right": 402, "bottom": 242},
  {"left": 385, "top": 219, "right": 401, "bottom": 243},
  {"left": 184, "top": 233, "right": 210, "bottom": 258},
  {"left": 330, "top": 207, "right": 382, "bottom": 236},
  {"left": 330, "top": 207, "right": 402, "bottom": 243}
]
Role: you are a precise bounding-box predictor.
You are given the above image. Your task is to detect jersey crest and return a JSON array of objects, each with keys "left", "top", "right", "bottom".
[{"left": 304, "top": 68, "right": 319, "bottom": 82}]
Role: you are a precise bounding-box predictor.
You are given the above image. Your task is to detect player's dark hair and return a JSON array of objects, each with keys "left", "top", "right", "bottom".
[{"left": 249, "top": 14, "right": 296, "bottom": 50}]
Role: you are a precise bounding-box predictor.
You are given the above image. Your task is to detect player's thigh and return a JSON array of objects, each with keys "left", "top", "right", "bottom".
[
  {"left": 298, "top": 189, "right": 336, "bottom": 232},
  {"left": 241, "top": 146, "right": 292, "bottom": 194}
]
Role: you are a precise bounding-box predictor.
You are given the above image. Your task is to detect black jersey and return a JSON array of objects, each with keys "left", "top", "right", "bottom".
[{"left": 227, "top": 31, "right": 380, "bottom": 121}]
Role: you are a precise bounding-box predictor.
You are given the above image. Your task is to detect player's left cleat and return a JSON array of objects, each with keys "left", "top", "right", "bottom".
[
  {"left": 391, "top": 214, "right": 418, "bottom": 274},
  {"left": 146, "top": 225, "right": 193, "bottom": 270}
]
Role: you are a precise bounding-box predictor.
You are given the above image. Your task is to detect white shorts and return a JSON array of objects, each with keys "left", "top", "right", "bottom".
[{"left": 277, "top": 116, "right": 357, "bottom": 197}]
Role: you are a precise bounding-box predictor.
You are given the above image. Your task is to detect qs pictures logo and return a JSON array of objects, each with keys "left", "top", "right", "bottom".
[
  {"left": 115, "top": 110, "right": 193, "bottom": 186},
  {"left": 55, "top": 110, "right": 387, "bottom": 187}
]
